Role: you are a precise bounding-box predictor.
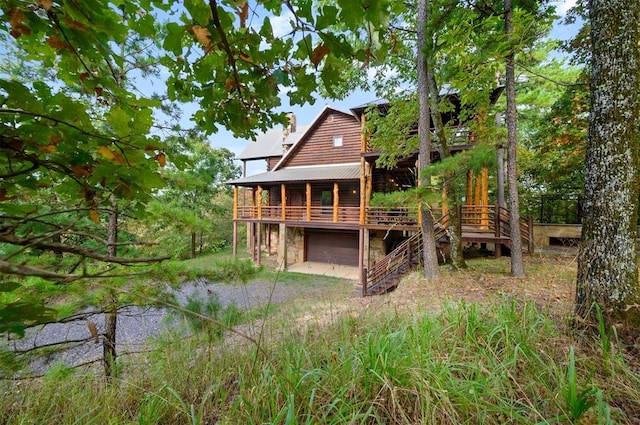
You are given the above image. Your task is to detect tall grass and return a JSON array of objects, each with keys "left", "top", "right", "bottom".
[{"left": 2, "top": 300, "right": 639, "bottom": 424}]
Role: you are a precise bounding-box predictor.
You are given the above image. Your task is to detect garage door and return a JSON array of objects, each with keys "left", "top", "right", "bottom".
[{"left": 305, "top": 230, "right": 359, "bottom": 266}]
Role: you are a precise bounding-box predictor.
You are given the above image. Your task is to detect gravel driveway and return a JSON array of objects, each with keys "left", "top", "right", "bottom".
[{"left": 8, "top": 277, "right": 343, "bottom": 375}]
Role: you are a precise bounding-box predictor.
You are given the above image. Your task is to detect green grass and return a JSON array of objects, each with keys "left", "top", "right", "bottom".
[{"left": 2, "top": 299, "right": 639, "bottom": 424}]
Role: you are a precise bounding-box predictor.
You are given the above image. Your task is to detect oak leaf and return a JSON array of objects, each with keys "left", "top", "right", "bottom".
[
  {"left": 64, "top": 18, "right": 87, "bottom": 31},
  {"left": 71, "top": 164, "right": 92, "bottom": 178},
  {"left": 192, "top": 25, "right": 213, "bottom": 51},
  {"left": 0, "top": 188, "right": 17, "bottom": 201},
  {"left": 224, "top": 77, "right": 238, "bottom": 91},
  {"left": 47, "top": 35, "right": 70, "bottom": 51},
  {"left": 39, "top": 143, "right": 57, "bottom": 153},
  {"left": 8, "top": 7, "right": 31, "bottom": 38},
  {"left": 38, "top": 0, "right": 53, "bottom": 11},
  {"left": 89, "top": 209, "right": 100, "bottom": 223},
  {"left": 97, "top": 146, "right": 124, "bottom": 164},
  {"left": 311, "top": 43, "right": 330, "bottom": 67},
  {"left": 154, "top": 152, "right": 166, "bottom": 167}
]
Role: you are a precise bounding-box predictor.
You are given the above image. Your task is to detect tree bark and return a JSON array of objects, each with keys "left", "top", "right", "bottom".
[
  {"left": 505, "top": 0, "right": 525, "bottom": 276},
  {"left": 103, "top": 195, "right": 118, "bottom": 379},
  {"left": 427, "top": 69, "right": 466, "bottom": 269},
  {"left": 576, "top": 0, "right": 640, "bottom": 326},
  {"left": 418, "top": 0, "right": 440, "bottom": 279}
]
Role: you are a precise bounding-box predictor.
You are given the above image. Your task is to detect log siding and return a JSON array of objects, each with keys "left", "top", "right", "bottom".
[{"left": 283, "top": 112, "right": 362, "bottom": 167}]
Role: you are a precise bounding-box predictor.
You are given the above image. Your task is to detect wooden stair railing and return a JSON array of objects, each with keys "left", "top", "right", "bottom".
[
  {"left": 363, "top": 231, "right": 423, "bottom": 296},
  {"left": 434, "top": 205, "right": 533, "bottom": 253}
]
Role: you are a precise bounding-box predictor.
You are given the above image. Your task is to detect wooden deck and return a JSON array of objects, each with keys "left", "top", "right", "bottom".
[{"left": 237, "top": 204, "right": 532, "bottom": 253}]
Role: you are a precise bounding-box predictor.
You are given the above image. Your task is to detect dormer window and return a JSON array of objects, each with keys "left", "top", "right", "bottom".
[{"left": 333, "top": 136, "right": 343, "bottom": 147}]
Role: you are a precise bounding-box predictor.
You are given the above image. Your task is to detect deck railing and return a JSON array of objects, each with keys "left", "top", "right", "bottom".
[
  {"left": 237, "top": 205, "right": 360, "bottom": 223},
  {"left": 365, "top": 207, "right": 420, "bottom": 227}
]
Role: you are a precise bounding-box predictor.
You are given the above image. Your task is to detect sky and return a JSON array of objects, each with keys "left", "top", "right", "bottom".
[{"left": 194, "top": 0, "right": 581, "bottom": 176}]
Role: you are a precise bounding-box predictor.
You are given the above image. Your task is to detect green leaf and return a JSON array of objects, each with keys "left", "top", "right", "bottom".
[
  {"left": 0, "top": 281, "right": 20, "bottom": 292},
  {"left": 106, "top": 106, "right": 132, "bottom": 138},
  {"left": 184, "top": 0, "right": 212, "bottom": 24}
]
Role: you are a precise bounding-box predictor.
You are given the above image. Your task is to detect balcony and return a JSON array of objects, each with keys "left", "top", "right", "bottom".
[{"left": 236, "top": 205, "right": 360, "bottom": 226}]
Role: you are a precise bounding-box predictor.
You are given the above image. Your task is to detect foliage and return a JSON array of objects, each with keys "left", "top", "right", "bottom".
[
  {"left": 2, "top": 297, "right": 637, "bottom": 424},
  {"left": 177, "top": 292, "right": 243, "bottom": 337},
  {"left": 0, "top": 0, "right": 402, "bottom": 338},
  {"left": 140, "top": 134, "right": 240, "bottom": 259},
  {"left": 517, "top": 54, "right": 587, "bottom": 220}
]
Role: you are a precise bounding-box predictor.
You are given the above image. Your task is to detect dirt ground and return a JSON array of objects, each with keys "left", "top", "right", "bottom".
[{"left": 353, "top": 254, "right": 578, "bottom": 320}]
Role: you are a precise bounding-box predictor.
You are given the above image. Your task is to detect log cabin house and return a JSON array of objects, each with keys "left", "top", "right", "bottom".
[{"left": 229, "top": 91, "right": 533, "bottom": 295}]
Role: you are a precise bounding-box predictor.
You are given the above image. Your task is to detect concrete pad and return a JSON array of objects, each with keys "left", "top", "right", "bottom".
[{"left": 286, "top": 261, "right": 360, "bottom": 281}]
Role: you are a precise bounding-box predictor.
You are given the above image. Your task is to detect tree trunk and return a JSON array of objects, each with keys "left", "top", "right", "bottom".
[
  {"left": 191, "top": 231, "right": 196, "bottom": 259},
  {"left": 496, "top": 112, "right": 506, "bottom": 209},
  {"left": 103, "top": 195, "right": 118, "bottom": 379},
  {"left": 505, "top": 0, "right": 525, "bottom": 276},
  {"left": 576, "top": 0, "right": 640, "bottom": 327},
  {"left": 418, "top": 0, "right": 440, "bottom": 279},
  {"left": 427, "top": 68, "right": 466, "bottom": 269}
]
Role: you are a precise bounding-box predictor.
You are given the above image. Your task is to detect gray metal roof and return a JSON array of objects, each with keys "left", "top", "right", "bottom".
[
  {"left": 228, "top": 164, "right": 361, "bottom": 186},
  {"left": 238, "top": 125, "right": 309, "bottom": 160}
]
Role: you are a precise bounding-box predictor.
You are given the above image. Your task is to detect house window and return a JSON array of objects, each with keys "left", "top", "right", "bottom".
[{"left": 333, "top": 136, "right": 343, "bottom": 147}]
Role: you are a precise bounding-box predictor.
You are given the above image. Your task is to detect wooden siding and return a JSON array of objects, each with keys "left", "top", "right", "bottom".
[
  {"left": 283, "top": 112, "right": 362, "bottom": 167},
  {"left": 266, "top": 156, "right": 281, "bottom": 171}
]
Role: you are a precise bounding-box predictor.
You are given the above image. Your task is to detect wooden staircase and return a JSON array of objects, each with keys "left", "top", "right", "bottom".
[
  {"left": 362, "top": 206, "right": 533, "bottom": 297},
  {"left": 363, "top": 231, "right": 423, "bottom": 296}
]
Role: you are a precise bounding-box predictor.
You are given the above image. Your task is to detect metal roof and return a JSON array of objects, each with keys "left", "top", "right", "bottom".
[
  {"left": 238, "top": 125, "right": 309, "bottom": 161},
  {"left": 228, "top": 163, "right": 361, "bottom": 186}
]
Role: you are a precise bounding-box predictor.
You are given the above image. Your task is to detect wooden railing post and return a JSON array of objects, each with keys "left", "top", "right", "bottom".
[
  {"left": 362, "top": 267, "right": 368, "bottom": 297},
  {"left": 257, "top": 185, "right": 263, "bottom": 220}
]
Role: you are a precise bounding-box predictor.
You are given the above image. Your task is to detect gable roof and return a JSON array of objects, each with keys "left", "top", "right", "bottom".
[
  {"left": 238, "top": 125, "right": 310, "bottom": 161},
  {"left": 272, "top": 105, "right": 357, "bottom": 171}
]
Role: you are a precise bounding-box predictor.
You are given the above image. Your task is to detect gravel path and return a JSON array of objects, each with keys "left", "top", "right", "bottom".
[{"left": 9, "top": 278, "right": 337, "bottom": 375}]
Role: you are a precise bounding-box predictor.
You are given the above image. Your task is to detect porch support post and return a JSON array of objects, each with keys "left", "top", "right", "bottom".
[
  {"left": 306, "top": 182, "right": 311, "bottom": 221},
  {"left": 256, "top": 223, "right": 262, "bottom": 266},
  {"left": 358, "top": 228, "right": 365, "bottom": 288},
  {"left": 281, "top": 184, "right": 286, "bottom": 221},
  {"left": 359, "top": 159, "right": 367, "bottom": 225},
  {"left": 233, "top": 186, "right": 238, "bottom": 220},
  {"left": 366, "top": 164, "right": 373, "bottom": 224},
  {"left": 360, "top": 113, "right": 368, "bottom": 225},
  {"left": 480, "top": 167, "right": 489, "bottom": 229},
  {"left": 474, "top": 171, "right": 481, "bottom": 224},
  {"left": 232, "top": 221, "right": 237, "bottom": 257},
  {"left": 249, "top": 222, "right": 255, "bottom": 260},
  {"left": 333, "top": 182, "right": 339, "bottom": 223},
  {"left": 278, "top": 223, "right": 287, "bottom": 270},
  {"left": 266, "top": 223, "right": 271, "bottom": 255},
  {"left": 257, "top": 185, "right": 263, "bottom": 220},
  {"left": 232, "top": 186, "right": 238, "bottom": 258}
]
